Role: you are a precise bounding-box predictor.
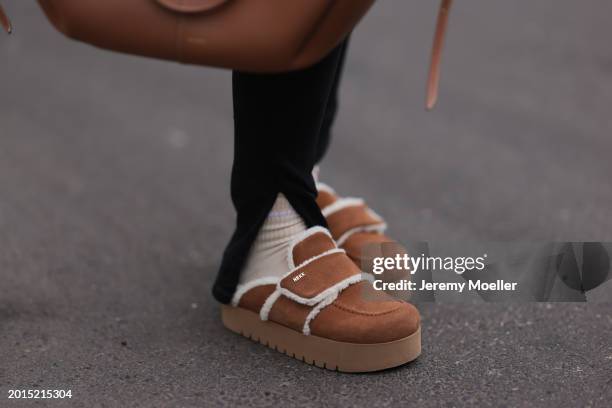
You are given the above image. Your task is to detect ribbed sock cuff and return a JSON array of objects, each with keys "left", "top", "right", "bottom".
[{"left": 254, "top": 194, "right": 306, "bottom": 246}]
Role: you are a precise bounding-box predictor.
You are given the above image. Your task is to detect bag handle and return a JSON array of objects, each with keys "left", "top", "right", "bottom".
[
  {"left": 0, "top": 2, "right": 11, "bottom": 34},
  {"left": 426, "top": 0, "right": 453, "bottom": 110},
  {"left": 0, "top": 3, "right": 11, "bottom": 34}
]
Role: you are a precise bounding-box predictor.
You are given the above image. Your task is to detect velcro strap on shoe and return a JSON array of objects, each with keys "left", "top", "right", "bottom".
[
  {"left": 315, "top": 182, "right": 338, "bottom": 210},
  {"left": 322, "top": 198, "right": 387, "bottom": 246},
  {"left": 288, "top": 227, "right": 337, "bottom": 269},
  {"left": 279, "top": 251, "right": 362, "bottom": 306}
]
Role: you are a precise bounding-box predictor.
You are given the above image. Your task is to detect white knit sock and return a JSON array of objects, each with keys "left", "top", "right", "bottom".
[{"left": 238, "top": 194, "right": 307, "bottom": 285}]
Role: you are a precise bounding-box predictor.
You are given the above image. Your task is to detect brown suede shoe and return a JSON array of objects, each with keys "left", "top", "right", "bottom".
[
  {"left": 316, "top": 183, "right": 397, "bottom": 268},
  {"left": 222, "top": 226, "right": 421, "bottom": 373}
]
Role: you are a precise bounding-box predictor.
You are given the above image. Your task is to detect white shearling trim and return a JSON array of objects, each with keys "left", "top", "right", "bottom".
[
  {"left": 287, "top": 247, "right": 345, "bottom": 275},
  {"left": 259, "top": 290, "right": 281, "bottom": 321},
  {"left": 361, "top": 272, "right": 375, "bottom": 282},
  {"left": 302, "top": 292, "right": 339, "bottom": 336},
  {"left": 279, "top": 273, "right": 362, "bottom": 307},
  {"left": 286, "top": 226, "right": 336, "bottom": 270},
  {"left": 312, "top": 165, "right": 321, "bottom": 182},
  {"left": 231, "top": 277, "right": 280, "bottom": 307},
  {"left": 336, "top": 222, "right": 387, "bottom": 247},
  {"left": 366, "top": 207, "right": 387, "bottom": 226},
  {"left": 321, "top": 197, "right": 364, "bottom": 218},
  {"left": 316, "top": 182, "right": 336, "bottom": 196},
  {"left": 332, "top": 206, "right": 387, "bottom": 246}
]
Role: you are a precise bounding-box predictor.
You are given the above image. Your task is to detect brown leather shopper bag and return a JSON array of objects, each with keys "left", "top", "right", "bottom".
[
  {"left": 39, "top": 0, "right": 375, "bottom": 72},
  {"left": 0, "top": 0, "right": 453, "bottom": 108}
]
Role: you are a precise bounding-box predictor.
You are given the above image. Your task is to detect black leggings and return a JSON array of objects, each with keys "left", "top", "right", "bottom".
[{"left": 212, "top": 41, "right": 349, "bottom": 304}]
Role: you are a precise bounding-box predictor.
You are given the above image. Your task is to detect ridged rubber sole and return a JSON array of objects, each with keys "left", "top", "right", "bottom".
[{"left": 221, "top": 305, "right": 421, "bottom": 373}]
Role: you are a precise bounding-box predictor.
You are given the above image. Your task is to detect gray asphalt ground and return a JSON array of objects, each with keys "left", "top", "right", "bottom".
[{"left": 1, "top": 1, "right": 611, "bottom": 407}]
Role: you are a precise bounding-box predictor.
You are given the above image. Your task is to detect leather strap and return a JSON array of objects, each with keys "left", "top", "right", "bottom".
[
  {"left": 315, "top": 188, "right": 337, "bottom": 211},
  {"left": 0, "top": 3, "right": 12, "bottom": 34},
  {"left": 290, "top": 230, "right": 337, "bottom": 268},
  {"left": 327, "top": 204, "right": 384, "bottom": 239},
  {"left": 279, "top": 251, "right": 361, "bottom": 305},
  {"left": 323, "top": 199, "right": 386, "bottom": 245},
  {"left": 426, "top": 0, "right": 453, "bottom": 110}
]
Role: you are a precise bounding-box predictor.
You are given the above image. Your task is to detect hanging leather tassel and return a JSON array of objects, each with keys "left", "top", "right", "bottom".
[
  {"left": 426, "top": 0, "right": 453, "bottom": 110},
  {"left": 0, "top": 3, "right": 12, "bottom": 34}
]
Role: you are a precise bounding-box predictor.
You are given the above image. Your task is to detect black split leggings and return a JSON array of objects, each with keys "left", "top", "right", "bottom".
[{"left": 213, "top": 40, "right": 349, "bottom": 304}]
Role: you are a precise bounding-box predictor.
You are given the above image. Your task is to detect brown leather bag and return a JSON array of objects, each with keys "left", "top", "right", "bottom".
[
  {"left": 35, "top": 0, "right": 375, "bottom": 73},
  {"left": 0, "top": 0, "right": 453, "bottom": 108}
]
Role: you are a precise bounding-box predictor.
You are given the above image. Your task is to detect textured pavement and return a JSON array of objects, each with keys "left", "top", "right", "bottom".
[{"left": 1, "top": 1, "right": 611, "bottom": 407}]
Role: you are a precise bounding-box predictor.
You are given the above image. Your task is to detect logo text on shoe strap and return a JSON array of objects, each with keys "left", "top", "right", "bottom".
[{"left": 293, "top": 272, "right": 306, "bottom": 282}]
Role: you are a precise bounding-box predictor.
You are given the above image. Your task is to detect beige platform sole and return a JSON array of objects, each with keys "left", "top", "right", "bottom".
[{"left": 221, "top": 305, "right": 421, "bottom": 373}]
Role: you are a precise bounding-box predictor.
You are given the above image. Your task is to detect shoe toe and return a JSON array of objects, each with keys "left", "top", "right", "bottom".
[{"left": 310, "top": 282, "right": 420, "bottom": 344}]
